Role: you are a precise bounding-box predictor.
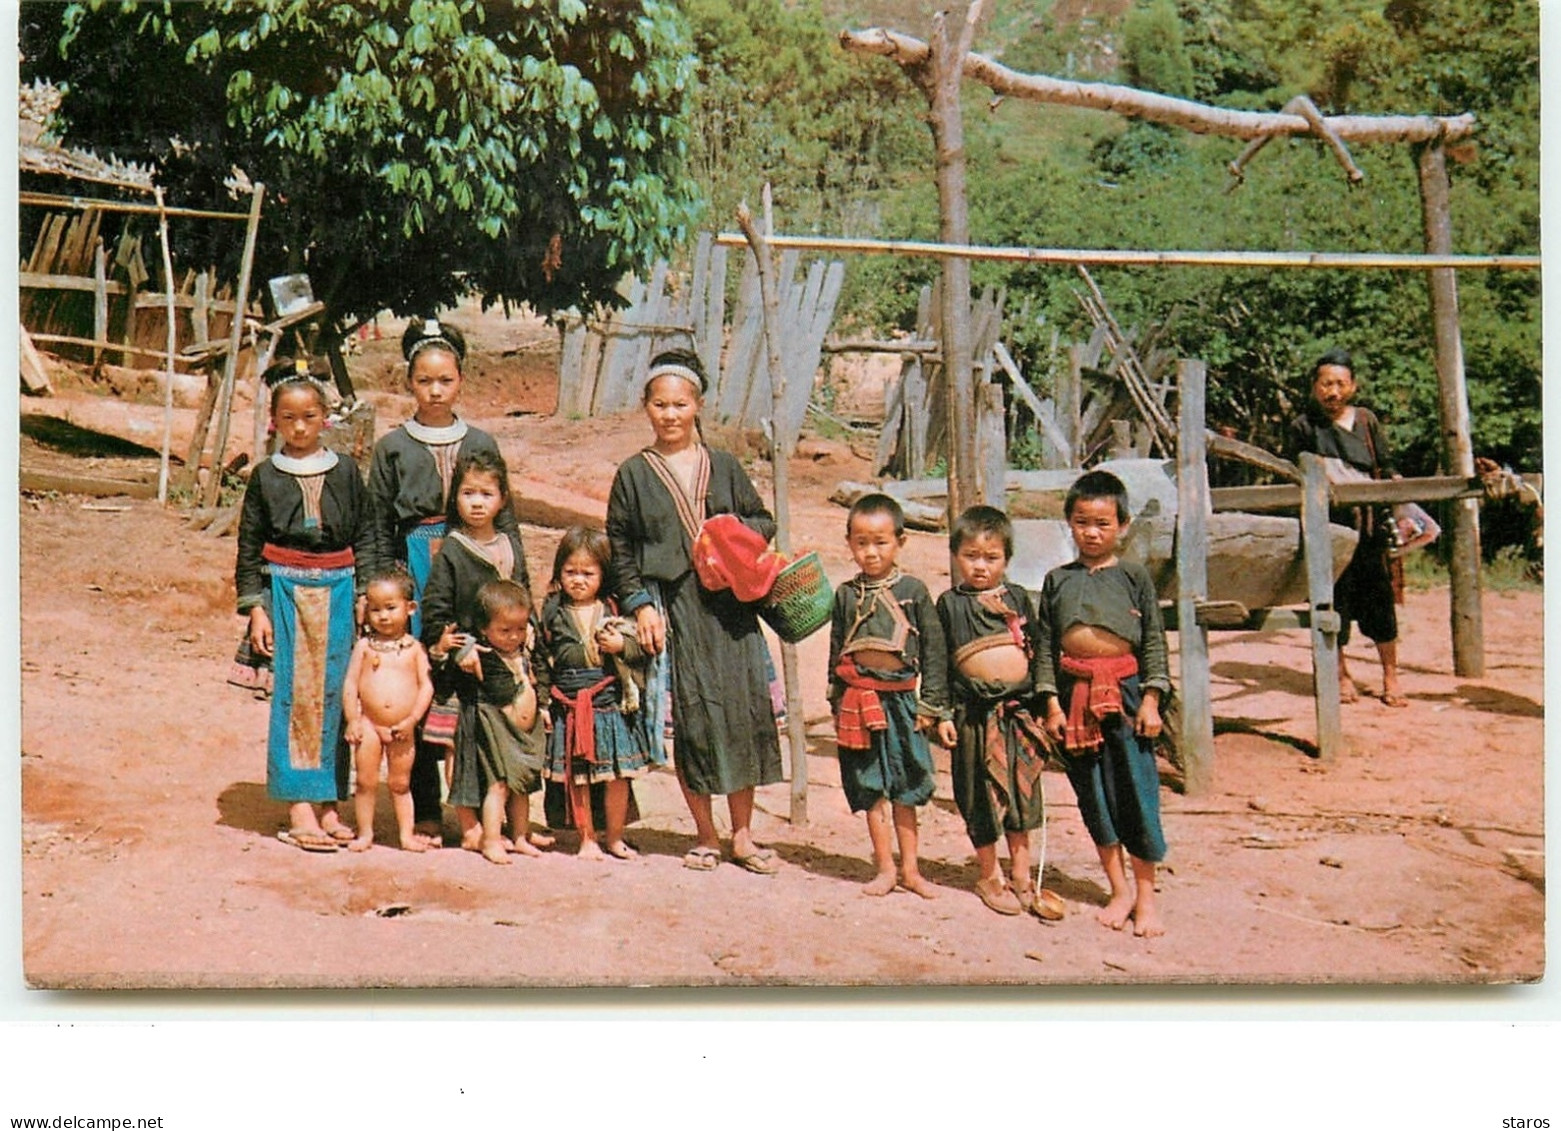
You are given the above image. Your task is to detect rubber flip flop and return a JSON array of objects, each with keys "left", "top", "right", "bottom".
[
  {"left": 278, "top": 828, "right": 339, "bottom": 853},
  {"left": 731, "top": 847, "right": 779, "bottom": 875},
  {"left": 682, "top": 846, "right": 721, "bottom": 872}
]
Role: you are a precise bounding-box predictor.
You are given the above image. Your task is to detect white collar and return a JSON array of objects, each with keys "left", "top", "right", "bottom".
[
  {"left": 403, "top": 416, "right": 469, "bottom": 445},
  {"left": 270, "top": 448, "right": 339, "bottom": 476}
]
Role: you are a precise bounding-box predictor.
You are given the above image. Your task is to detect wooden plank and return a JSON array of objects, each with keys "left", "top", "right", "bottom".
[
  {"left": 1175, "top": 359, "right": 1215, "bottom": 794},
  {"left": 18, "top": 324, "right": 54, "bottom": 395},
  {"left": 17, "top": 270, "right": 129, "bottom": 295},
  {"left": 192, "top": 271, "right": 211, "bottom": 350},
  {"left": 701, "top": 242, "right": 727, "bottom": 389},
  {"left": 738, "top": 248, "right": 800, "bottom": 425},
  {"left": 1211, "top": 475, "right": 1481, "bottom": 512},
  {"left": 1300, "top": 453, "right": 1345, "bottom": 761},
  {"left": 903, "top": 355, "right": 929, "bottom": 478},
  {"left": 92, "top": 240, "right": 108, "bottom": 371},
  {"left": 20, "top": 468, "right": 157, "bottom": 499},
  {"left": 717, "top": 253, "right": 763, "bottom": 419},
  {"left": 620, "top": 259, "right": 669, "bottom": 413},
  {"left": 589, "top": 276, "right": 644, "bottom": 415},
  {"left": 29, "top": 332, "right": 189, "bottom": 364},
  {"left": 978, "top": 381, "right": 1007, "bottom": 506},
  {"left": 993, "top": 340, "right": 1071, "bottom": 465},
  {"left": 556, "top": 319, "right": 589, "bottom": 417},
  {"left": 1206, "top": 431, "right": 1299, "bottom": 481},
  {"left": 876, "top": 369, "right": 905, "bottom": 476},
  {"left": 689, "top": 231, "right": 711, "bottom": 352}
]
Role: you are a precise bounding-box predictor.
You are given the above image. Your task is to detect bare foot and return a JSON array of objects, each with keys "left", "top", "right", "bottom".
[
  {"left": 398, "top": 835, "right": 429, "bottom": 853},
  {"left": 413, "top": 832, "right": 442, "bottom": 850},
  {"left": 1132, "top": 899, "right": 1166, "bottom": 938},
  {"left": 576, "top": 839, "right": 606, "bottom": 861},
  {"left": 480, "top": 839, "right": 511, "bottom": 865},
  {"left": 508, "top": 836, "right": 542, "bottom": 857},
  {"left": 605, "top": 840, "right": 639, "bottom": 860},
  {"left": 463, "top": 828, "right": 515, "bottom": 853},
  {"left": 899, "top": 873, "right": 938, "bottom": 900},
  {"left": 1339, "top": 678, "right": 1360, "bottom": 704},
  {"left": 1097, "top": 892, "right": 1135, "bottom": 930},
  {"left": 348, "top": 836, "right": 374, "bottom": 853},
  {"left": 413, "top": 821, "right": 443, "bottom": 843},
  {"left": 528, "top": 830, "right": 557, "bottom": 849},
  {"left": 862, "top": 871, "right": 897, "bottom": 897}
]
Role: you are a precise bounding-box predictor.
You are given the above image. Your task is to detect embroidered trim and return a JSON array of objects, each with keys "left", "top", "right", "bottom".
[
  {"left": 447, "top": 530, "right": 513, "bottom": 574},
  {"left": 644, "top": 361, "right": 705, "bottom": 394},
  {"left": 640, "top": 446, "right": 710, "bottom": 544},
  {"left": 270, "top": 449, "right": 339, "bottom": 476},
  {"left": 403, "top": 417, "right": 469, "bottom": 446}
]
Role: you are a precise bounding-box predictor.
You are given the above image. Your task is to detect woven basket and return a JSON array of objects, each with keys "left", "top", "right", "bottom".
[{"left": 759, "top": 551, "right": 832, "bottom": 643}]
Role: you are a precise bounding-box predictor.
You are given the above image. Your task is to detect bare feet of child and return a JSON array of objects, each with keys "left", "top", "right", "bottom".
[
  {"left": 1132, "top": 900, "right": 1166, "bottom": 938},
  {"left": 508, "top": 836, "right": 542, "bottom": 857},
  {"left": 397, "top": 834, "right": 429, "bottom": 853},
  {"left": 412, "top": 831, "right": 442, "bottom": 850},
  {"left": 899, "top": 872, "right": 938, "bottom": 900},
  {"left": 463, "top": 827, "right": 515, "bottom": 853},
  {"left": 576, "top": 839, "right": 606, "bottom": 861},
  {"left": 349, "top": 835, "right": 374, "bottom": 853},
  {"left": 528, "top": 830, "right": 557, "bottom": 849},
  {"left": 862, "top": 870, "right": 897, "bottom": 897},
  {"left": 1098, "top": 891, "right": 1136, "bottom": 930},
  {"left": 480, "top": 837, "right": 511, "bottom": 865},
  {"left": 605, "top": 840, "right": 639, "bottom": 860}
]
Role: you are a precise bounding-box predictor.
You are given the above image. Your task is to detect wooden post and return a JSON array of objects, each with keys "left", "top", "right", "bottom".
[
  {"left": 1175, "top": 359, "right": 1215, "bottom": 793},
  {"left": 922, "top": 3, "right": 984, "bottom": 531},
  {"left": 202, "top": 184, "right": 265, "bottom": 507},
  {"left": 978, "top": 381, "right": 1006, "bottom": 507},
  {"left": 91, "top": 239, "right": 108, "bottom": 374},
  {"left": 1299, "top": 453, "right": 1345, "bottom": 761},
  {"left": 1416, "top": 140, "right": 1483, "bottom": 678},
  {"left": 736, "top": 196, "right": 810, "bottom": 826},
  {"left": 154, "top": 188, "right": 177, "bottom": 505}
]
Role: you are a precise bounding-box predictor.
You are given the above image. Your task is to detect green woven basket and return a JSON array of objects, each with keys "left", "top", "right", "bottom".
[{"left": 760, "top": 551, "right": 832, "bottom": 643}]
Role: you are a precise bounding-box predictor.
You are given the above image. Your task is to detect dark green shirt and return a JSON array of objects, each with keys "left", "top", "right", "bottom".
[{"left": 1035, "top": 558, "right": 1170, "bottom": 700}]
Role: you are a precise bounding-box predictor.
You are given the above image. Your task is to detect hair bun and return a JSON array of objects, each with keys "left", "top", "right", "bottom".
[{"left": 402, "top": 317, "right": 468, "bottom": 364}]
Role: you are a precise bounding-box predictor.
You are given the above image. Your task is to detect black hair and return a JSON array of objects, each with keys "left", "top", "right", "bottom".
[
  {"left": 847, "top": 492, "right": 905, "bottom": 539},
  {"left": 550, "top": 525, "right": 612, "bottom": 587},
  {"left": 362, "top": 564, "right": 416, "bottom": 602},
  {"left": 445, "top": 448, "right": 512, "bottom": 530},
  {"left": 402, "top": 317, "right": 467, "bottom": 368},
  {"left": 642, "top": 347, "right": 707, "bottom": 399},
  {"left": 1313, "top": 347, "right": 1354, "bottom": 376},
  {"left": 1064, "top": 470, "right": 1131, "bottom": 523},
  {"left": 263, "top": 358, "right": 331, "bottom": 416},
  {"left": 950, "top": 505, "right": 1013, "bottom": 559},
  {"left": 476, "top": 578, "right": 533, "bottom": 627}
]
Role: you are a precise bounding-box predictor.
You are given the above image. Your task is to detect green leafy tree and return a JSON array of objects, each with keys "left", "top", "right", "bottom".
[{"left": 22, "top": 0, "right": 701, "bottom": 324}]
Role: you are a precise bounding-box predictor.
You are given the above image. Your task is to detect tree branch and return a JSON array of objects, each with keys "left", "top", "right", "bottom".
[{"left": 838, "top": 27, "right": 1475, "bottom": 145}]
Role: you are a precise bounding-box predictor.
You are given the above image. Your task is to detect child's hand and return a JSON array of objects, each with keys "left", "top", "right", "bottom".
[
  {"left": 1043, "top": 704, "right": 1067, "bottom": 744},
  {"left": 595, "top": 625, "right": 626, "bottom": 655},
  {"left": 1134, "top": 695, "right": 1163, "bottom": 739},
  {"left": 345, "top": 717, "right": 363, "bottom": 748},
  {"left": 456, "top": 644, "right": 487, "bottom": 678},
  {"left": 248, "top": 607, "right": 274, "bottom": 658},
  {"left": 935, "top": 719, "right": 958, "bottom": 748},
  {"left": 389, "top": 716, "right": 417, "bottom": 742},
  {"left": 430, "top": 623, "right": 462, "bottom": 662}
]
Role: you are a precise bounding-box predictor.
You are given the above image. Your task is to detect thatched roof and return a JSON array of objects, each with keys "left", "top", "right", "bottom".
[{"left": 19, "top": 79, "right": 156, "bottom": 193}]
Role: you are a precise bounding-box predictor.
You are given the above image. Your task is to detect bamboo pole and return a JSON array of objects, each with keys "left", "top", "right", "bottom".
[
  {"left": 18, "top": 190, "right": 253, "bottom": 222},
  {"left": 712, "top": 232, "right": 1537, "bottom": 271},
  {"left": 154, "top": 188, "right": 177, "bottom": 505},
  {"left": 735, "top": 193, "right": 811, "bottom": 827},
  {"left": 201, "top": 184, "right": 266, "bottom": 507}
]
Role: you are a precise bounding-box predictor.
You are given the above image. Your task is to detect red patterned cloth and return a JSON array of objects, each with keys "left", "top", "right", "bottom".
[
  {"left": 691, "top": 513, "right": 784, "bottom": 602},
  {"left": 1060, "top": 653, "right": 1139, "bottom": 751},
  {"left": 833, "top": 656, "right": 917, "bottom": 751},
  {"left": 550, "top": 675, "right": 616, "bottom": 765}
]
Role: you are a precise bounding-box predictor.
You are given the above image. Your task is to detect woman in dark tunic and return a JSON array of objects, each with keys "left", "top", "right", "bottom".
[
  {"left": 606, "top": 349, "right": 784, "bottom": 874},
  {"left": 1286, "top": 347, "right": 1406, "bottom": 707}
]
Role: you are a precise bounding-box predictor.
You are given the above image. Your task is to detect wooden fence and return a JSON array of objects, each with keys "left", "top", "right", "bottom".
[{"left": 556, "top": 233, "right": 845, "bottom": 451}]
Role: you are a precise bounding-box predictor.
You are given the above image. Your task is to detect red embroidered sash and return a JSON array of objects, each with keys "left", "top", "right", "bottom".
[
  {"left": 1059, "top": 653, "right": 1139, "bottom": 751},
  {"left": 833, "top": 656, "right": 917, "bottom": 751},
  {"left": 550, "top": 675, "right": 617, "bottom": 766},
  {"left": 262, "top": 544, "right": 355, "bottom": 570}
]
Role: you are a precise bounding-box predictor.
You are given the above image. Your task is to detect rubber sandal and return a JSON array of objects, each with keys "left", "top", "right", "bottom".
[
  {"left": 682, "top": 846, "right": 721, "bottom": 872},
  {"left": 278, "top": 828, "right": 339, "bottom": 853},
  {"left": 323, "top": 824, "right": 355, "bottom": 843},
  {"left": 731, "top": 847, "right": 779, "bottom": 875},
  {"left": 1381, "top": 692, "right": 1409, "bottom": 708},
  {"left": 975, "top": 876, "right": 1022, "bottom": 915}
]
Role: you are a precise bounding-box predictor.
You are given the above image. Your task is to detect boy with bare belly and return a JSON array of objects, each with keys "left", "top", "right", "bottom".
[
  {"left": 343, "top": 568, "right": 436, "bottom": 852},
  {"left": 1037, "top": 471, "right": 1170, "bottom": 937},
  {"left": 936, "top": 507, "right": 1054, "bottom": 917}
]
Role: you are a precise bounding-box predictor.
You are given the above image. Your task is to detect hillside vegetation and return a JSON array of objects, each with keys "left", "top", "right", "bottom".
[{"left": 687, "top": 0, "right": 1540, "bottom": 488}]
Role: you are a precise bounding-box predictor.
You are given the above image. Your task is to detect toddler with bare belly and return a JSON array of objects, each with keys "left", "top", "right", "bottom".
[{"left": 343, "top": 569, "right": 435, "bottom": 852}]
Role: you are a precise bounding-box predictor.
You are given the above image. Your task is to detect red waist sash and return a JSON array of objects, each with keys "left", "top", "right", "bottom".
[
  {"left": 833, "top": 655, "right": 916, "bottom": 751},
  {"left": 550, "top": 675, "right": 617, "bottom": 765},
  {"left": 262, "top": 544, "right": 355, "bottom": 570},
  {"left": 1059, "top": 653, "right": 1139, "bottom": 751}
]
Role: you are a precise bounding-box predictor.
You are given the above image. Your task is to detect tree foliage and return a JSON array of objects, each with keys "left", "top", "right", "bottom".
[{"left": 22, "top": 0, "right": 701, "bottom": 324}]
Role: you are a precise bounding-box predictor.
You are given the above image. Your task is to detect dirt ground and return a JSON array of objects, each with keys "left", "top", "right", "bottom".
[{"left": 17, "top": 304, "right": 1546, "bottom": 988}]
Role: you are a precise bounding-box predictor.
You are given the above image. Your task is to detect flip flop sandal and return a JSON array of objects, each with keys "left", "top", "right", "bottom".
[
  {"left": 731, "top": 847, "right": 779, "bottom": 875},
  {"left": 278, "top": 828, "right": 339, "bottom": 853},
  {"left": 682, "top": 846, "right": 721, "bottom": 872},
  {"left": 323, "top": 825, "right": 356, "bottom": 843}
]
